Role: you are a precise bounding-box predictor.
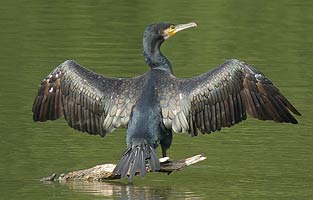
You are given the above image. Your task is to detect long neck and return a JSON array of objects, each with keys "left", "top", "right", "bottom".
[{"left": 143, "top": 36, "right": 173, "bottom": 73}]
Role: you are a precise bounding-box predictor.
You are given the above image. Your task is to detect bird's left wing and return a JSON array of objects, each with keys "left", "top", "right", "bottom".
[
  {"left": 159, "top": 59, "right": 301, "bottom": 136},
  {"left": 32, "top": 60, "right": 144, "bottom": 136}
]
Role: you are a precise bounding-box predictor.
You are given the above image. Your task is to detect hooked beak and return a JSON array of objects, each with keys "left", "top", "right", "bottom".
[{"left": 163, "top": 22, "right": 197, "bottom": 40}]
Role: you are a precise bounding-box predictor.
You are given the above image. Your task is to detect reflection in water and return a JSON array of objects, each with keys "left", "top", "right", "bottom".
[{"left": 60, "top": 181, "right": 197, "bottom": 199}]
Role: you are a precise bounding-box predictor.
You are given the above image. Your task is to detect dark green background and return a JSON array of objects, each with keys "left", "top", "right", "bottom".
[{"left": 0, "top": 0, "right": 312, "bottom": 199}]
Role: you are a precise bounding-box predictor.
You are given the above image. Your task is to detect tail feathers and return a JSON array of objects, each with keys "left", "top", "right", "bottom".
[{"left": 113, "top": 144, "right": 160, "bottom": 182}]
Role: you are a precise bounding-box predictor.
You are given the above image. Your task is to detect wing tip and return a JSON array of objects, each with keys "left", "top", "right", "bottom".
[
  {"left": 289, "top": 117, "right": 298, "bottom": 124},
  {"left": 291, "top": 109, "right": 301, "bottom": 116}
]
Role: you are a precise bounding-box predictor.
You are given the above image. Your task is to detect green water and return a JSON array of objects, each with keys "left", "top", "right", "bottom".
[{"left": 0, "top": 0, "right": 312, "bottom": 199}]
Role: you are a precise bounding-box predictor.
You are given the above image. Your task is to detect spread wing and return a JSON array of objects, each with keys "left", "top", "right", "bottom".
[
  {"left": 159, "top": 59, "right": 301, "bottom": 136},
  {"left": 32, "top": 60, "right": 144, "bottom": 136}
]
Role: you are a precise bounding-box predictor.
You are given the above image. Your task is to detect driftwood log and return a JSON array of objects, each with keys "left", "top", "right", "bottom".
[{"left": 41, "top": 154, "right": 206, "bottom": 182}]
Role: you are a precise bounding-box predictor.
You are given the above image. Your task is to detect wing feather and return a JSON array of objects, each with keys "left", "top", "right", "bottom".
[
  {"left": 159, "top": 59, "right": 301, "bottom": 136},
  {"left": 32, "top": 60, "right": 144, "bottom": 136}
]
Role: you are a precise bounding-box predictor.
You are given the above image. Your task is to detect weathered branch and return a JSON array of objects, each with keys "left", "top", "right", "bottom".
[{"left": 41, "top": 154, "right": 206, "bottom": 182}]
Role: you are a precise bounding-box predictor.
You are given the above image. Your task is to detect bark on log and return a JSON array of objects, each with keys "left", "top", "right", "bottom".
[{"left": 41, "top": 154, "right": 206, "bottom": 182}]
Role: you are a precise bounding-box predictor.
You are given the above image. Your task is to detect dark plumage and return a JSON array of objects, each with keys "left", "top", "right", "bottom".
[{"left": 32, "top": 22, "right": 301, "bottom": 182}]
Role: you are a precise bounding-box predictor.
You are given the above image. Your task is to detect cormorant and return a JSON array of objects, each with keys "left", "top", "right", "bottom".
[{"left": 32, "top": 22, "right": 301, "bottom": 182}]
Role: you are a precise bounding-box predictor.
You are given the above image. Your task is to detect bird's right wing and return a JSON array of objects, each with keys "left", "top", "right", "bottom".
[
  {"left": 32, "top": 60, "right": 144, "bottom": 136},
  {"left": 159, "top": 59, "right": 301, "bottom": 136}
]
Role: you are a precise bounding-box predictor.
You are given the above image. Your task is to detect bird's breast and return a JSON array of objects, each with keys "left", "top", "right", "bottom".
[{"left": 125, "top": 76, "right": 164, "bottom": 146}]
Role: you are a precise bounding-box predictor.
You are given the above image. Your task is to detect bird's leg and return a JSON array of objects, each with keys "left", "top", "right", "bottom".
[
  {"left": 159, "top": 156, "right": 170, "bottom": 163},
  {"left": 161, "top": 145, "right": 167, "bottom": 158},
  {"left": 160, "top": 130, "right": 172, "bottom": 157},
  {"left": 159, "top": 145, "right": 170, "bottom": 163}
]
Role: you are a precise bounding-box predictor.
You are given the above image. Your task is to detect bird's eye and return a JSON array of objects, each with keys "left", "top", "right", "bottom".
[{"left": 170, "top": 25, "right": 175, "bottom": 30}]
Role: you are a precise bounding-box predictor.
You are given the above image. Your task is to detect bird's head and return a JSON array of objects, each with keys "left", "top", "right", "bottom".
[
  {"left": 143, "top": 22, "right": 197, "bottom": 43},
  {"left": 143, "top": 22, "right": 197, "bottom": 71},
  {"left": 162, "top": 22, "right": 198, "bottom": 40}
]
